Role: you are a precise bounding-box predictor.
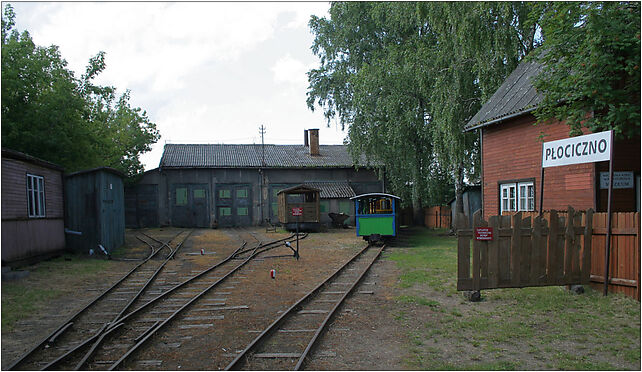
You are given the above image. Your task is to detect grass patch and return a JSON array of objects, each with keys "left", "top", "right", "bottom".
[
  {"left": 387, "top": 228, "right": 641, "bottom": 370},
  {"left": 1, "top": 254, "right": 112, "bottom": 331}
]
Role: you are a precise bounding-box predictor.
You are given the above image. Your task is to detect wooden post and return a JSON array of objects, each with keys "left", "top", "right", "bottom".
[
  {"left": 548, "top": 210, "right": 559, "bottom": 285},
  {"left": 472, "top": 210, "right": 483, "bottom": 291}
]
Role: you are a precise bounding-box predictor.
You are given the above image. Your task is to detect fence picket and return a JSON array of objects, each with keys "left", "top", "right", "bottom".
[
  {"left": 582, "top": 209, "right": 593, "bottom": 284},
  {"left": 530, "top": 215, "right": 543, "bottom": 284},
  {"left": 457, "top": 209, "right": 639, "bottom": 299},
  {"left": 510, "top": 212, "right": 522, "bottom": 287},
  {"left": 488, "top": 216, "right": 500, "bottom": 288}
]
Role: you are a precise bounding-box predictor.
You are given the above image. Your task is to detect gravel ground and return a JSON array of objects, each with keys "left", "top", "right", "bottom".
[{"left": 2, "top": 227, "right": 407, "bottom": 370}]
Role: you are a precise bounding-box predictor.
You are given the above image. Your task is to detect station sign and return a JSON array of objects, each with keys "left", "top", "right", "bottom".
[
  {"left": 475, "top": 227, "right": 493, "bottom": 241},
  {"left": 291, "top": 207, "right": 303, "bottom": 216},
  {"left": 600, "top": 172, "right": 634, "bottom": 189},
  {"left": 542, "top": 130, "right": 612, "bottom": 168}
]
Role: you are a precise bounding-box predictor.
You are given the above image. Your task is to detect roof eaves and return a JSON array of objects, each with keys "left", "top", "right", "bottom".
[{"left": 464, "top": 106, "right": 538, "bottom": 132}]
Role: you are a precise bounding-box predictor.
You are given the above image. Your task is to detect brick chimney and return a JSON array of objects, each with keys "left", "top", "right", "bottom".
[
  {"left": 309, "top": 129, "right": 320, "bottom": 156},
  {"left": 304, "top": 129, "right": 309, "bottom": 147}
]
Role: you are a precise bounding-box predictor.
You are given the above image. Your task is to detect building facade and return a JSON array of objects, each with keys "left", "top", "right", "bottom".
[
  {"left": 1, "top": 149, "right": 66, "bottom": 265},
  {"left": 465, "top": 59, "right": 640, "bottom": 219},
  {"left": 128, "top": 129, "right": 384, "bottom": 228}
]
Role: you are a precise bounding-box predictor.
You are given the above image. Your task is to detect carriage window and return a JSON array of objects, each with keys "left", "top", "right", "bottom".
[
  {"left": 358, "top": 197, "right": 393, "bottom": 215},
  {"left": 219, "top": 189, "right": 231, "bottom": 199},
  {"left": 286, "top": 193, "right": 304, "bottom": 203}
]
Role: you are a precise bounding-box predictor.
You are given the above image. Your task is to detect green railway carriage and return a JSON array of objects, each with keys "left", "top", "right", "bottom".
[{"left": 350, "top": 193, "right": 401, "bottom": 243}]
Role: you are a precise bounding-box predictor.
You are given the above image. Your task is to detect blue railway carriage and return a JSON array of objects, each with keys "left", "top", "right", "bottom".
[{"left": 350, "top": 193, "right": 401, "bottom": 243}]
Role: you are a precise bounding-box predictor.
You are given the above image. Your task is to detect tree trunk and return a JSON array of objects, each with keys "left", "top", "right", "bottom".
[{"left": 452, "top": 162, "right": 465, "bottom": 230}]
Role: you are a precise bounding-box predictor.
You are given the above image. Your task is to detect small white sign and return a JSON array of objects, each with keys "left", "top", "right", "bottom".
[
  {"left": 600, "top": 172, "right": 634, "bottom": 189},
  {"left": 542, "top": 131, "right": 612, "bottom": 168}
]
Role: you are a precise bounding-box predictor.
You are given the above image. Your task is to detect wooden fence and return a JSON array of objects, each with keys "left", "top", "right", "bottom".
[
  {"left": 504, "top": 211, "right": 640, "bottom": 300},
  {"left": 459, "top": 208, "right": 641, "bottom": 300},
  {"left": 424, "top": 206, "right": 451, "bottom": 229},
  {"left": 457, "top": 207, "right": 592, "bottom": 291}
]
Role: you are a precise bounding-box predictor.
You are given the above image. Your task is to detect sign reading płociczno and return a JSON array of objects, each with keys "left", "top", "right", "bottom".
[{"left": 542, "top": 130, "right": 612, "bottom": 168}]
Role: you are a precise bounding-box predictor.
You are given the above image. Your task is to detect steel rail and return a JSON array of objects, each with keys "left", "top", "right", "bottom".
[
  {"left": 109, "top": 234, "right": 308, "bottom": 370},
  {"left": 72, "top": 231, "right": 193, "bottom": 370},
  {"left": 224, "top": 243, "right": 376, "bottom": 371},
  {"left": 5, "top": 230, "right": 185, "bottom": 371},
  {"left": 294, "top": 244, "right": 385, "bottom": 370},
  {"left": 233, "top": 233, "right": 301, "bottom": 258},
  {"left": 39, "top": 230, "right": 193, "bottom": 371}
]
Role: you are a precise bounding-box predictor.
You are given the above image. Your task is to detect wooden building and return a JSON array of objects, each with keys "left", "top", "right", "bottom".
[
  {"left": 128, "top": 129, "right": 384, "bottom": 228},
  {"left": 465, "top": 58, "right": 640, "bottom": 298},
  {"left": 64, "top": 167, "right": 125, "bottom": 254},
  {"left": 465, "top": 59, "right": 640, "bottom": 218},
  {"left": 1, "top": 149, "right": 66, "bottom": 266},
  {"left": 277, "top": 184, "right": 320, "bottom": 231}
]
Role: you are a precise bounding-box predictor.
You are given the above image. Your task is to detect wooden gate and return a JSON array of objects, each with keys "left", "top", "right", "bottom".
[{"left": 457, "top": 207, "right": 592, "bottom": 291}]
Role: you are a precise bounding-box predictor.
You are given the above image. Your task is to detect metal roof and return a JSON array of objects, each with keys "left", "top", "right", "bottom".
[
  {"left": 304, "top": 181, "right": 356, "bottom": 199},
  {"left": 159, "top": 144, "right": 372, "bottom": 169},
  {"left": 465, "top": 58, "right": 544, "bottom": 131}
]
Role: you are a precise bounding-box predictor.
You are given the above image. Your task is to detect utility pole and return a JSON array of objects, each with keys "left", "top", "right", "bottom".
[
  {"left": 259, "top": 124, "right": 266, "bottom": 167},
  {"left": 259, "top": 125, "right": 266, "bottom": 225}
]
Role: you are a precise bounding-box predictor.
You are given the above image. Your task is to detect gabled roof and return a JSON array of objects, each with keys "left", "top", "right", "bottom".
[
  {"left": 277, "top": 184, "right": 321, "bottom": 195},
  {"left": 304, "top": 181, "right": 356, "bottom": 199},
  {"left": 1, "top": 148, "right": 64, "bottom": 171},
  {"left": 159, "top": 144, "right": 371, "bottom": 169},
  {"left": 465, "top": 58, "right": 544, "bottom": 131}
]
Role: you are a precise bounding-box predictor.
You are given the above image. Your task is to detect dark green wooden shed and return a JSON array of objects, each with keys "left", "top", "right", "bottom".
[{"left": 64, "top": 167, "right": 125, "bottom": 254}]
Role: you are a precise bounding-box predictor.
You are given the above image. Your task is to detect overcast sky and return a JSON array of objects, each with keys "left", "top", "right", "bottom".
[{"left": 6, "top": 1, "right": 345, "bottom": 170}]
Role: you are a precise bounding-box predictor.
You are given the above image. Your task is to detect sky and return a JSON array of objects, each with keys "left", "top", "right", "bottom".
[{"left": 6, "top": 1, "right": 345, "bottom": 170}]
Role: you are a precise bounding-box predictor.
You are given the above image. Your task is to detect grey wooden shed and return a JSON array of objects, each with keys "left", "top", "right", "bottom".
[{"left": 64, "top": 167, "right": 125, "bottom": 254}]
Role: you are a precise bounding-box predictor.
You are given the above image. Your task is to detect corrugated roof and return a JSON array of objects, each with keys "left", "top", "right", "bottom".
[
  {"left": 304, "top": 181, "right": 356, "bottom": 199},
  {"left": 160, "top": 144, "right": 371, "bottom": 168},
  {"left": 465, "top": 59, "right": 544, "bottom": 131}
]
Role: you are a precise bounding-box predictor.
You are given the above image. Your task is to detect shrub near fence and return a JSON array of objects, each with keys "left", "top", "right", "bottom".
[{"left": 457, "top": 207, "right": 593, "bottom": 292}]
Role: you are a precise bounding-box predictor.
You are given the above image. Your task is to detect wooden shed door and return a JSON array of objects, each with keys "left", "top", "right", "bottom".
[
  {"left": 171, "top": 184, "right": 210, "bottom": 228},
  {"left": 216, "top": 184, "right": 252, "bottom": 227}
]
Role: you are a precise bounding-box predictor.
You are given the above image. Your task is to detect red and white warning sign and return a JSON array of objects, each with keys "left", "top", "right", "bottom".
[
  {"left": 291, "top": 207, "right": 303, "bottom": 216},
  {"left": 475, "top": 227, "right": 493, "bottom": 241}
]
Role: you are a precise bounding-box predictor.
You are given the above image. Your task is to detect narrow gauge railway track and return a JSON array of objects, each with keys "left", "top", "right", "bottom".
[
  {"left": 11, "top": 230, "right": 307, "bottom": 370},
  {"left": 225, "top": 243, "right": 385, "bottom": 371},
  {"left": 107, "top": 233, "right": 307, "bottom": 371},
  {"left": 7, "top": 230, "right": 191, "bottom": 371}
]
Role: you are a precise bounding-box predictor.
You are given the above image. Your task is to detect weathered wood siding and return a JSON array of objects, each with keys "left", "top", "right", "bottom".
[
  {"left": 65, "top": 169, "right": 125, "bottom": 253},
  {"left": 1, "top": 156, "right": 65, "bottom": 264}
]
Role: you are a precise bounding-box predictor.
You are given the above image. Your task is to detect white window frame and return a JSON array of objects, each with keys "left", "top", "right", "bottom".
[
  {"left": 500, "top": 181, "right": 534, "bottom": 214},
  {"left": 27, "top": 174, "right": 46, "bottom": 218}
]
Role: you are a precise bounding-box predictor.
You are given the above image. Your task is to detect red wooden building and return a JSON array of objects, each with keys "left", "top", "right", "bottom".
[
  {"left": 465, "top": 59, "right": 640, "bottom": 219},
  {"left": 465, "top": 59, "right": 640, "bottom": 299}
]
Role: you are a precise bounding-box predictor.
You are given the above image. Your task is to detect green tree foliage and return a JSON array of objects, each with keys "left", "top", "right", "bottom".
[
  {"left": 1, "top": 5, "right": 159, "bottom": 176},
  {"left": 533, "top": 2, "right": 640, "bottom": 139},
  {"left": 307, "top": 2, "right": 540, "bottom": 217}
]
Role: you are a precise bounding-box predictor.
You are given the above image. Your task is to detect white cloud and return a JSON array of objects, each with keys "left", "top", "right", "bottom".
[
  {"left": 272, "top": 54, "right": 311, "bottom": 87},
  {"left": 7, "top": 1, "right": 339, "bottom": 170}
]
